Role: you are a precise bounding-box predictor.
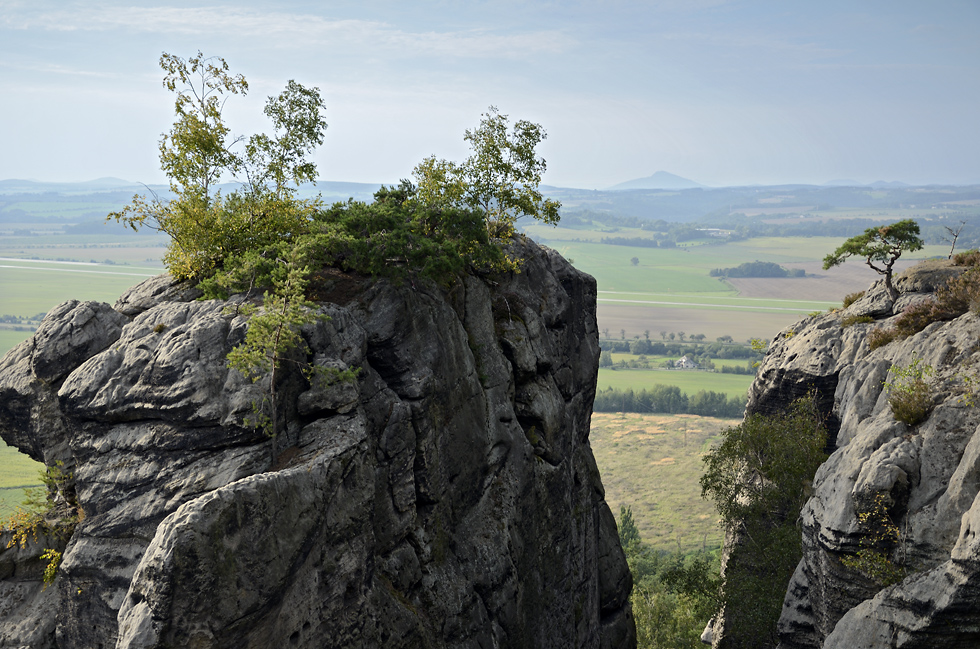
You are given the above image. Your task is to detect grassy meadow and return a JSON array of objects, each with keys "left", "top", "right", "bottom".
[
  {"left": 0, "top": 442, "right": 43, "bottom": 519},
  {"left": 590, "top": 411, "right": 736, "bottom": 552},
  {"left": 597, "top": 368, "right": 754, "bottom": 400},
  {"left": 0, "top": 330, "right": 46, "bottom": 519}
]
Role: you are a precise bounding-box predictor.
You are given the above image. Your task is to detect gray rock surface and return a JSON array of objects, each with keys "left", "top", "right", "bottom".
[
  {"left": 0, "top": 239, "right": 635, "bottom": 649},
  {"left": 732, "top": 260, "right": 980, "bottom": 648}
]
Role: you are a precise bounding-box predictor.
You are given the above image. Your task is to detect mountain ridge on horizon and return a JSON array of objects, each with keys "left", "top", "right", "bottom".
[
  {"left": 2, "top": 176, "right": 978, "bottom": 197},
  {"left": 606, "top": 171, "right": 704, "bottom": 191}
]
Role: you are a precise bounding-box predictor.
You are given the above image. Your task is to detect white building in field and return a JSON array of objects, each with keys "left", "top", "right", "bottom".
[{"left": 675, "top": 355, "right": 699, "bottom": 369}]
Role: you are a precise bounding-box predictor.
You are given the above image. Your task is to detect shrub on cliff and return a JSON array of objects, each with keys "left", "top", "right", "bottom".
[
  {"left": 864, "top": 266, "right": 980, "bottom": 350},
  {"left": 700, "top": 394, "right": 828, "bottom": 648},
  {"left": 107, "top": 52, "right": 561, "bottom": 438},
  {"left": 112, "top": 52, "right": 554, "bottom": 295},
  {"left": 619, "top": 506, "right": 720, "bottom": 648}
]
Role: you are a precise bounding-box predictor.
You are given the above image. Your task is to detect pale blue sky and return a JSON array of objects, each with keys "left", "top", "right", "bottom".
[{"left": 2, "top": 0, "right": 978, "bottom": 188}]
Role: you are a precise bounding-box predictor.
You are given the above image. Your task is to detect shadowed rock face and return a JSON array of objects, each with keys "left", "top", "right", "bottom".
[
  {"left": 728, "top": 261, "right": 980, "bottom": 649},
  {"left": 0, "top": 239, "right": 635, "bottom": 649}
]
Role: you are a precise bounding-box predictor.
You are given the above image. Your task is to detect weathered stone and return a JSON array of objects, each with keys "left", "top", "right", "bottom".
[
  {"left": 0, "top": 238, "right": 634, "bottom": 649},
  {"left": 727, "top": 259, "right": 980, "bottom": 649}
]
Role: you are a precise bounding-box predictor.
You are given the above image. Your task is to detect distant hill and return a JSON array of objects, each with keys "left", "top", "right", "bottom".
[
  {"left": 0, "top": 178, "right": 149, "bottom": 195},
  {"left": 607, "top": 171, "right": 704, "bottom": 191},
  {"left": 823, "top": 179, "right": 911, "bottom": 188}
]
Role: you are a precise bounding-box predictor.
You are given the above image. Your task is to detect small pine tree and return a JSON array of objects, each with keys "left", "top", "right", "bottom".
[{"left": 619, "top": 504, "right": 642, "bottom": 551}]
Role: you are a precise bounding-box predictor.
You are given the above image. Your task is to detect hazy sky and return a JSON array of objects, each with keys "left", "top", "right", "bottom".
[{"left": 2, "top": 1, "right": 978, "bottom": 188}]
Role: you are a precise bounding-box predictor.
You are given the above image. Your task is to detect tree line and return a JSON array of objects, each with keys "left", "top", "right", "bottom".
[
  {"left": 709, "top": 261, "right": 805, "bottom": 278},
  {"left": 593, "top": 386, "right": 746, "bottom": 418}
]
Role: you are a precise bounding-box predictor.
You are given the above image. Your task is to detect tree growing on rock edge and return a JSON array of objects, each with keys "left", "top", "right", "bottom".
[
  {"left": 822, "top": 219, "right": 924, "bottom": 302},
  {"left": 412, "top": 106, "right": 561, "bottom": 240}
]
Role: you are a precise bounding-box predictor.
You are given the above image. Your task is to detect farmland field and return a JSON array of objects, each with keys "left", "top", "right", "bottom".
[
  {"left": 589, "top": 412, "right": 735, "bottom": 552},
  {"left": 597, "top": 368, "right": 754, "bottom": 399},
  {"left": 0, "top": 259, "right": 158, "bottom": 317},
  {"left": 0, "top": 330, "right": 46, "bottom": 518},
  {"left": 526, "top": 232, "right": 948, "bottom": 342},
  {"left": 0, "top": 441, "right": 42, "bottom": 520}
]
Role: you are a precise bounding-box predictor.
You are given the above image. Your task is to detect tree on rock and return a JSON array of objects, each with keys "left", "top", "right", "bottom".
[
  {"left": 823, "top": 219, "right": 924, "bottom": 302},
  {"left": 412, "top": 106, "right": 561, "bottom": 240}
]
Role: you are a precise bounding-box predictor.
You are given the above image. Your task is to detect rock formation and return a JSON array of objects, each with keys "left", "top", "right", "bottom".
[
  {"left": 739, "top": 259, "right": 980, "bottom": 648},
  {"left": 0, "top": 239, "right": 635, "bottom": 649}
]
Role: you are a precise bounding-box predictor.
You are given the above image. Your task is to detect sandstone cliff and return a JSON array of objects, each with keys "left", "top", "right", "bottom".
[
  {"left": 742, "top": 260, "right": 980, "bottom": 648},
  {"left": 0, "top": 239, "right": 635, "bottom": 649}
]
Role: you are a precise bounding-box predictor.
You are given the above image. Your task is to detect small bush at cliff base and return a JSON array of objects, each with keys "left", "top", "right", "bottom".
[{"left": 3, "top": 462, "right": 81, "bottom": 586}]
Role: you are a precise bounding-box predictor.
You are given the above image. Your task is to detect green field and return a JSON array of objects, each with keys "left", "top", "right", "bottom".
[
  {"left": 0, "top": 440, "right": 42, "bottom": 518},
  {"left": 597, "top": 367, "right": 754, "bottom": 399},
  {"left": 605, "top": 352, "right": 754, "bottom": 369},
  {"left": 0, "top": 330, "right": 46, "bottom": 519},
  {"left": 590, "top": 411, "right": 735, "bottom": 552},
  {"left": 0, "top": 260, "right": 157, "bottom": 317},
  {"left": 0, "top": 330, "right": 32, "bottom": 357}
]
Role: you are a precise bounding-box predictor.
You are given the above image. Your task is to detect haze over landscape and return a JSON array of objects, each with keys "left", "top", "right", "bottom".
[
  {"left": 2, "top": 1, "right": 979, "bottom": 189},
  {"left": 6, "top": 3, "right": 980, "bottom": 647}
]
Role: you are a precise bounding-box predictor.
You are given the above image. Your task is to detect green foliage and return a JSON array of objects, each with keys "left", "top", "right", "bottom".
[
  {"left": 306, "top": 182, "right": 508, "bottom": 280},
  {"left": 619, "top": 506, "right": 721, "bottom": 648},
  {"left": 158, "top": 50, "right": 248, "bottom": 198},
  {"left": 109, "top": 54, "right": 540, "bottom": 441},
  {"left": 413, "top": 106, "right": 561, "bottom": 241},
  {"left": 823, "top": 219, "right": 924, "bottom": 300},
  {"left": 700, "top": 395, "right": 828, "bottom": 647},
  {"left": 225, "top": 254, "right": 322, "bottom": 436},
  {"left": 3, "top": 462, "right": 80, "bottom": 586},
  {"left": 709, "top": 261, "right": 804, "bottom": 278},
  {"left": 749, "top": 338, "right": 769, "bottom": 368},
  {"left": 592, "top": 386, "right": 746, "bottom": 418},
  {"left": 110, "top": 52, "right": 326, "bottom": 284},
  {"left": 840, "top": 314, "right": 874, "bottom": 327},
  {"left": 840, "top": 492, "right": 906, "bottom": 586},
  {"left": 841, "top": 291, "right": 865, "bottom": 308},
  {"left": 884, "top": 357, "right": 933, "bottom": 426},
  {"left": 619, "top": 505, "right": 642, "bottom": 552},
  {"left": 40, "top": 548, "right": 62, "bottom": 586}
]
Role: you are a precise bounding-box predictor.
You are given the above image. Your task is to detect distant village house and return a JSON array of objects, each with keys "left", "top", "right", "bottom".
[{"left": 675, "top": 355, "right": 699, "bottom": 369}]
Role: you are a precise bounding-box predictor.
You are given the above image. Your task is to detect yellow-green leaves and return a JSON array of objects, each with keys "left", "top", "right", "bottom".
[
  {"left": 413, "top": 106, "right": 561, "bottom": 240},
  {"left": 110, "top": 52, "right": 326, "bottom": 284}
]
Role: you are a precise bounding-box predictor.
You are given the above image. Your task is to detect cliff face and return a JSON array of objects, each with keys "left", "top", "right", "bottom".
[
  {"left": 743, "top": 261, "right": 980, "bottom": 649},
  {"left": 0, "top": 239, "right": 635, "bottom": 649}
]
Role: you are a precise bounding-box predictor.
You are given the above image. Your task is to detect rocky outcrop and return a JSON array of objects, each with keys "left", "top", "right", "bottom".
[
  {"left": 0, "top": 239, "right": 635, "bottom": 649},
  {"left": 739, "top": 260, "right": 980, "bottom": 648}
]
